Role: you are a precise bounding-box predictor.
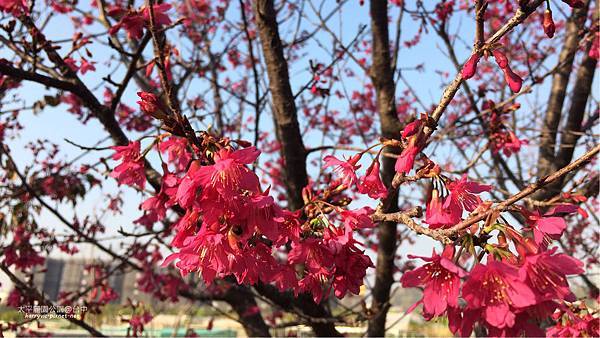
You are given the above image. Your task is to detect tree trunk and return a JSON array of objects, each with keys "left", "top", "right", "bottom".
[
  {"left": 224, "top": 285, "right": 272, "bottom": 337},
  {"left": 253, "top": 0, "right": 308, "bottom": 211},
  {"left": 537, "top": 46, "right": 597, "bottom": 200},
  {"left": 536, "top": 0, "right": 590, "bottom": 178},
  {"left": 252, "top": 1, "right": 342, "bottom": 336},
  {"left": 367, "top": 0, "right": 403, "bottom": 336}
]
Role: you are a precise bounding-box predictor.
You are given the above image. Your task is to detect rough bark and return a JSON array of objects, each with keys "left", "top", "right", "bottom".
[
  {"left": 536, "top": 0, "right": 590, "bottom": 178},
  {"left": 252, "top": 1, "right": 341, "bottom": 336},
  {"left": 367, "top": 0, "right": 403, "bottom": 336},
  {"left": 536, "top": 47, "right": 597, "bottom": 200},
  {"left": 253, "top": 0, "right": 308, "bottom": 211},
  {"left": 223, "top": 285, "right": 272, "bottom": 337}
]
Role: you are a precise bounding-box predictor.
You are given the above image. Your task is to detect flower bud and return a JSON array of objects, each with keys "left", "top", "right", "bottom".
[
  {"left": 502, "top": 67, "right": 523, "bottom": 93},
  {"left": 461, "top": 53, "right": 481, "bottom": 79},
  {"left": 543, "top": 10, "right": 555, "bottom": 38},
  {"left": 492, "top": 49, "right": 509, "bottom": 69}
]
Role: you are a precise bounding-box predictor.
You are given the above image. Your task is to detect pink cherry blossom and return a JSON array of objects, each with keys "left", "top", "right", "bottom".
[
  {"left": 159, "top": 137, "right": 191, "bottom": 172},
  {"left": 357, "top": 160, "right": 387, "bottom": 199},
  {"left": 445, "top": 174, "right": 491, "bottom": 212},
  {"left": 401, "top": 246, "right": 466, "bottom": 318},
  {"left": 110, "top": 141, "right": 146, "bottom": 189},
  {"left": 425, "top": 189, "right": 462, "bottom": 229},
  {"left": 395, "top": 143, "right": 420, "bottom": 174},
  {"left": 323, "top": 153, "right": 361, "bottom": 187},
  {"left": 462, "top": 261, "right": 536, "bottom": 330},
  {"left": 519, "top": 247, "right": 583, "bottom": 301}
]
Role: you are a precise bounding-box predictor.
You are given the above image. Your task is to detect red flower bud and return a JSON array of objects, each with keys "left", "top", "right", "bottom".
[
  {"left": 543, "top": 10, "right": 555, "bottom": 38},
  {"left": 502, "top": 67, "right": 523, "bottom": 93},
  {"left": 461, "top": 53, "right": 481, "bottom": 79},
  {"left": 492, "top": 49, "right": 509, "bottom": 69}
]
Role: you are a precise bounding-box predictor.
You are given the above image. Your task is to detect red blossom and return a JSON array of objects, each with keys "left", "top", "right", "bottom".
[
  {"left": 137, "top": 91, "right": 160, "bottom": 116},
  {"left": 425, "top": 189, "right": 462, "bottom": 229},
  {"left": 159, "top": 137, "right": 191, "bottom": 172},
  {"left": 445, "top": 175, "right": 491, "bottom": 212},
  {"left": 0, "top": 0, "right": 26, "bottom": 14},
  {"left": 401, "top": 246, "right": 466, "bottom": 318},
  {"left": 519, "top": 247, "right": 583, "bottom": 302},
  {"left": 357, "top": 160, "right": 387, "bottom": 199},
  {"left": 109, "top": 10, "right": 145, "bottom": 39},
  {"left": 142, "top": 4, "right": 172, "bottom": 27},
  {"left": 323, "top": 153, "right": 361, "bottom": 187},
  {"left": 79, "top": 58, "right": 96, "bottom": 75},
  {"left": 462, "top": 261, "right": 537, "bottom": 330},
  {"left": 110, "top": 141, "right": 146, "bottom": 189}
]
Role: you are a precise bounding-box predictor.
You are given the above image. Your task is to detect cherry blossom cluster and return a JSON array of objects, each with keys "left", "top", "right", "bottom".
[{"left": 110, "top": 95, "right": 385, "bottom": 302}]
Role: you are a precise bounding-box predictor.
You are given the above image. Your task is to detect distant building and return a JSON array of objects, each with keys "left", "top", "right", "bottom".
[{"left": 23, "top": 258, "right": 154, "bottom": 305}]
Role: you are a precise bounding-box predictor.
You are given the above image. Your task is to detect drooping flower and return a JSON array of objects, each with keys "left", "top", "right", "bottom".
[
  {"left": 109, "top": 10, "right": 145, "bottom": 39},
  {"left": 110, "top": 141, "right": 146, "bottom": 189},
  {"left": 175, "top": 160, "right": 203, "bottom": 209},
  {"left": 462, "top": 261, "right": 537, "bottom": 329},
  {"left": 79, "top": 58, "right": 96, "bottom": 75},
  {"left": 519, "top": 247, "right": 583, "bottom": 301},
  {"left": 242, "top": 192, "right": 282, "bottom": 241},
  {"left": 522, "top": 206, "right": 575, "bottom": 246},
  {"left": 447, "top": 306, "right": 480, "bottom": 337},
  {"left": 400, "top": 246, "right": 467, "bottom": 318},
  {"left": 159, "top": 137, "right": 191, "bottom": 172},
  {"left": 425, "top": 189, "right": 462, "bottom": 229},
  {"left": 395, "top": 143, "right": 420, "bottom": 174},
  {"left": 401, "top": 119, "right": 422, "bottom": 138},
  {"left": 137, "top": 91, "right": 164, "bottom": 119},
  {"left": 136, "top": 169, "right": 179, "bottom": 227},
  {"left": 357, "top": 160, "right": 387, "bottom": 199},
  {"left": 341, "top": 207, "right": 375, "bottom": 230},
  {"left": 142, "top": 3, "right": 172, "bottom": 27},
  {"left": 298, "top": 272, "right": 328, "bottom": 304},
  {"left": 330, "top": 241, "right": 373, "bottom": 299},
  {"left": 288, "top": 238, "right": 334, "bottom": 274},
  {"left": 323, "top": 153, "right": 361, "bottom": 187},
  {"left": 396, "top": 119, "right": 424, "bottom": 174},
  {"left": 446, "top": 174, "right": 491, "bottom": 212}
]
